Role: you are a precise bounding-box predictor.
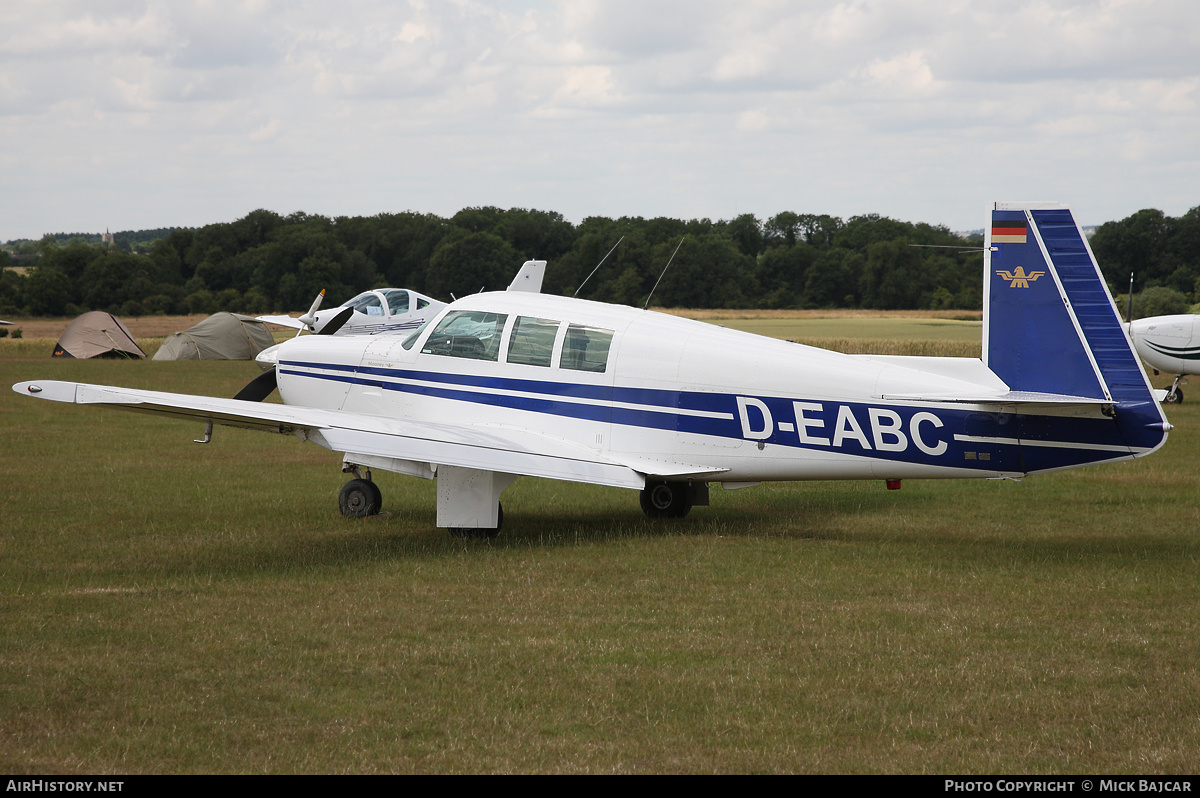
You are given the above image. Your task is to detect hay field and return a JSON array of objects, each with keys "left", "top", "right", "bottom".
[{"left": 1, "top": 316, "right": 1197, "bottom": 774}]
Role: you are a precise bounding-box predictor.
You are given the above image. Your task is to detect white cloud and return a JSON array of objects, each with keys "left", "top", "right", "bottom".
[
  {"left": 736, "top": 109, "right": 769, "bottom": 133},
  {"left": 1, "top": 0, "right": 1198, "bottom": 239},
  {"left": 860, "top": 51, "right": 936, "bottom": 95}
]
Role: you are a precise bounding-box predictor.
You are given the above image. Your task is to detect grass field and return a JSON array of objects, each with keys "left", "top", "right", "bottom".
[{"left": 1, "top": 318, "right": 1197, "bottom": 774}]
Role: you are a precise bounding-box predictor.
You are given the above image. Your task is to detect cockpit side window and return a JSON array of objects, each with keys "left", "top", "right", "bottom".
[
  {"left": 506, "top": 317, "right": 559, "bottom": 367},
  {"left": 559, "top": 324, "right": 614, "bottom": 373},
  {"left": 384, "top": 290, "right": 409, "bottom": 315},
  {"left": 417, "top": 298, "right": 429, "bottom": 309},
  {"left": 421, "top": 310, "right": 508, "bottom": 361}
]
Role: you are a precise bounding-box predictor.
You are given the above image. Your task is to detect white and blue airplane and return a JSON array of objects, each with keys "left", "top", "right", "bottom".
[
  {"left": 13, "top": 202, "right": 1170, "bottom": 537},
  {"left": 259, "top": 287, "right": 445, "bottom": 336},
  {"left": 1128, "top": 314, "right": 1199, "bottom": 404}
]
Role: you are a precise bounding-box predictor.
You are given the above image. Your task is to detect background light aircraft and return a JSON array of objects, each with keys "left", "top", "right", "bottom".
[
  {"left": 1128, "top": 314, "right": 1199, "bottom": 403},
  {"left": 259, "top": 287, "right": 445, "bottom": 336},
  {"left": 13, "top": 203, "right": 1170, "bottom": 537}
]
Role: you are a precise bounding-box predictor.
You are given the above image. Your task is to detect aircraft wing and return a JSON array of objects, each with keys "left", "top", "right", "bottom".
[
  {"left": 12, "top": 380, "right": 723, "bottom": 489},
  {"left": 256, "top": 314, "right": 308, "bottom": 330}
]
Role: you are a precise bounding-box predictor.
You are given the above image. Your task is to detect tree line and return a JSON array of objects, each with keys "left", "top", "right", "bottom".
[{"left": 1, "top": 205, "right": 1196, "bottom": 318}]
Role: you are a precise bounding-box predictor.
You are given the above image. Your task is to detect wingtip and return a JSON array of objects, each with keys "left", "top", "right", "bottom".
[{"left": 13, "top": 380, "right": 79, "bottom": 402}]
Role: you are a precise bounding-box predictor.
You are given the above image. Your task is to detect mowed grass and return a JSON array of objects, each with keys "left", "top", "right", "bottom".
[
  {"left": 706, "top": 316, "right": 983, "bottom": 346},
  {"left": 1, "top": 319, "right": 1199, "bottom": 774}
]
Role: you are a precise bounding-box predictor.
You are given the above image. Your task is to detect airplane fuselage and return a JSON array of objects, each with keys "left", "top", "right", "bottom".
[{"left": 1129, "top": 314, "right": 1200, "bottom": 376}]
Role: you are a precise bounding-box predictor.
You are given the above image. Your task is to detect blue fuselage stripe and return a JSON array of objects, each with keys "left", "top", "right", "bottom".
[{"left": 278, "top": 359, "right": 1140, "bottom": 474}]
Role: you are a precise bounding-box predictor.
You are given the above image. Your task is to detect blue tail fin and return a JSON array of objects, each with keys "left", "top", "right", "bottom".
[{"left": 984, "top": 202, "right": 1168, "bottom": 453}]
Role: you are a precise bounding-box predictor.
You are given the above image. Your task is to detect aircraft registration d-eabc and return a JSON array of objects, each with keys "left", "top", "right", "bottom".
[{"left": 13, "top": 203, "right": 1171, "bottom": 537}]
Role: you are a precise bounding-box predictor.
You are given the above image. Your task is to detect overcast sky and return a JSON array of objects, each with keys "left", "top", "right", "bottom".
[{"left": 2, "top": 0, "right": 1198, "bottom": 241}]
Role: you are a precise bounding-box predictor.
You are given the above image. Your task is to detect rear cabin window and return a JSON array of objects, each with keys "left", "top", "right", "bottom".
[
  {"left": 506, "top": 317, "right": 559, "bottom": 367},
  {"left": 559, "top": 324, "right": 614, "bottom": 373},
  {"left": 421, "top": 311, "right": 508, "bottom": 361},
  {"left": 383, "top": 290, "right": 409, "bottom": 315}
]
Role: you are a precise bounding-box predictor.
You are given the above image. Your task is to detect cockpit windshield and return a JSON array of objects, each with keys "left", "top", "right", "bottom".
[
  {"left": 342, "top": 292, "right": 384, "bottom": 316},
  {"left": 401, "top": 316, "right": 434, "bottom": 350},
  {"left": 421, "top": 311, "right": 508, "bottom": 361}
]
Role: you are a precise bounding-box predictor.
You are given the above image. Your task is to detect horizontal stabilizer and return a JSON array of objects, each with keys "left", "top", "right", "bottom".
[{"left": 879, "top": 390, "right": 1113, "bottom": 405}]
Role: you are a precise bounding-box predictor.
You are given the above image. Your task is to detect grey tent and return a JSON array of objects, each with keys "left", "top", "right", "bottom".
[
  {"left": 153, "top": 312, "right": 276, "bottom": 361},
  {"left": 52, "top": 311, "right": 145, "bottom": 359}
]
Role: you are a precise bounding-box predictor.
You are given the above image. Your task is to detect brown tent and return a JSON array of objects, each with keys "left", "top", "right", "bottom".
[
  {"left": 152, "top": 312, "right": 276, "bottom": 361},
  {"left": 52, "top": 311, "right": 145, "bottom": 359}
]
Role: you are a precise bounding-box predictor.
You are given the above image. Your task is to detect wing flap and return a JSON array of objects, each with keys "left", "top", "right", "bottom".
[
  {"left": 607, "top": 456, "right": 729, "bottom": 480},
  {"left": 321, "top": 427, "right": 645, "bottom": 490}
]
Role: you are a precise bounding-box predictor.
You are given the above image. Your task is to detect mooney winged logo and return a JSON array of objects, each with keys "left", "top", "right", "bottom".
[{"left": 995, "top": 266, "right": 1045, "bottom": 288}]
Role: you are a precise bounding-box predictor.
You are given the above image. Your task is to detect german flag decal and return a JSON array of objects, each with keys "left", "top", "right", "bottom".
[{"left": 991, "top": 218, "right": 1027, "bottom": 244}]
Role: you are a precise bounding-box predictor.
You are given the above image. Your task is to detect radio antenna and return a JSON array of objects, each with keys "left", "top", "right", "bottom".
[
  {"left": 1125, "top": 272, "right": 1135, "bottom": 329},
  {"left": 643, "top": 236, "right": 685, "bottom": 310},
  {"left": 573, "top": 236, "right": 624, "bottom": 297}
]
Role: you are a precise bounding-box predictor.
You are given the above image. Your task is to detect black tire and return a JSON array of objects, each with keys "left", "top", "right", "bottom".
[
  {"left": 639, "top": 481, "right": 692, "bottom": 519},
  {"left": 1166, "top": 388, "right": 1184, "bottom": 404},
  {"left": 366, "top": 480, "right": 383, "bottom": 512},
  {"left": 450, "top": 503, "right": 503, "bottom": 539},
  {"left": 339, "top": 478, "right": 381, "bottom": 517}
]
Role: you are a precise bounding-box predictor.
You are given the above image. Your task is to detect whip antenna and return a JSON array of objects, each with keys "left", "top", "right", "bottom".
[
  {"left": 1125, "top": 272, "right": 1135, "bottom": 329},
  {"left": 643, "top": 236, "right": 685, "bottom": 310},
  {"left": 574, "top": 236, "right": 624, "bottom": 297}
]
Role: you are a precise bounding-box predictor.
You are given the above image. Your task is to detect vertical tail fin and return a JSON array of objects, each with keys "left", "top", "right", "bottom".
[
  {"left": 507, "top": 260, "right": 546, "bottom": 293},
  {"left": 984, "top": 202, "right": 1168, "bottom": 452}
]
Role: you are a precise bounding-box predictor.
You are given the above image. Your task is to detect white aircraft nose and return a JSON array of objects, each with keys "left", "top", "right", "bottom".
[{"left": 256, "top": 343, "right": 283, "bottom": 365}]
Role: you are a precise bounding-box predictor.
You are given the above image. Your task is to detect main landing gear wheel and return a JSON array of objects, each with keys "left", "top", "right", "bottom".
[
  {"left": 450, "top": 504, "right": 503, "bottom": 540},
  {"left": 339, "top": 478, "right": 382, "bottom": 517},
  {"left": 640, "top": 481, "right": 693, "bottom": 519},
  {"left": 1165, "top": 388, "right": 1184, "bottom": 404}
]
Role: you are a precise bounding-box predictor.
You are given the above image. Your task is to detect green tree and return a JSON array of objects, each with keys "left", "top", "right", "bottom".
[
  {"left": 334, "top": 212, "right": 449, "bottom": 295},
  {"left": 1133, "top": 286, "right": 1190, "bottom": 318},
  {"left": 805, "top": 250, "right": 863, "bottom": 308},
  {"left": 653, "top": 235, "right": 755, "bottom": 309},
  {"left": 25, "top": 267, "right": 72, "bottom": 316},
  {"left": 725, "top": 213, "right": 764, "bottom": 258},
  {"left": 756, "top": 244, "right": 817, "bottom": 308},
  {"left": 0, "top": 264, "right": 26, "bottom": 315},
  {"left": 1091, "top": 209, "right": 1171, "bottom": 291},
  {"left": 860, "top": 240, "right": 923, "bottom": 309},
  {"left": 426, "top": 231, "right": 518, "bottom": 298}
]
